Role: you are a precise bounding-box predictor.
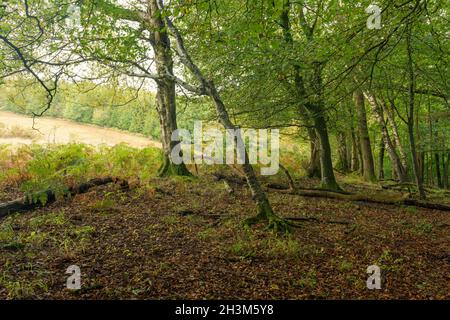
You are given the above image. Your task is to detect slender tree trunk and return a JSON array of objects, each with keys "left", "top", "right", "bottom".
[
  {"left": 165, "top": 12, "right": 288, "bottom": 231},
  {"left": 426, "top": 109, "right": 434, "bottom": 186},
  {"left": 148, "top": 0, "right": 190, "bottom": 177},
  {"left": 435, "top": 153, "right": 443, "bottom": 188},
  {"left": 406, "top": 24, "right": 426, "bottom": 199},
  {"left": 346, "top": 129, "right": 353, "bottom": 169},
  {"left": 358, "top": 134, "right": 364, "bottom": 177},
  {"left": 311, "top": 107, "right": 341, "bottom": 191},
  {"left": 430, "top": 111, "right": 443, "bottom": 188},
  {"left": 279, "top": 4, "right": 321, "bottom": 180},
  {"left": 279, "top": 3, "right": 340, "bottom": 191},
  {"left": 384, "top": 99, "right": 409, "bottom": 174},
  {"left": 336, "top": 131, "right": 350, "bottom": 172},
  {"left": 407, "top": 123, "right": 425, "bottom": 198},
  {"left": 206, "top": 84, "right": 288, "bottom": 230},
  {"left": 365, "top": 92, "right": 407, "bottom": 181},
  {"left": 416, "top": 104, "right": 425, "bottom": 183},
  {"left": 350, "top": 128, "right": 360, "bottom": 172},
  {"left": 444, "top": 153, "right": 449, "bottom": 189},
  {"left": 421, "top": 151, "right": 426, "bottom": 185},
  {"left": 378, "top": 138, "right": 385, "bottom": 180},
  {"left": 304, "top": 62, "right": 341, "bottom": 191},
  {"left": 354, "top": 90, "right": 376, "bottom": 181}
]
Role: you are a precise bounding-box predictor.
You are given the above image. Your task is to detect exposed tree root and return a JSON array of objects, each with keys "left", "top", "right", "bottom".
[
  {"left": 158, "top": 157, "right": 192, "bottom": 177},
  {"left": 319, "top": 179, "right": 344, "bottom": 193},
  {"left": 0, "top": 177, "right": 120, "bottom": 218},
  {"left": 243, "top": 200, "right": 291, "bottom": 234}
]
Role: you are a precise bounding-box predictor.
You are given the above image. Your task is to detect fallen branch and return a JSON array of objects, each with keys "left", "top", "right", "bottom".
[
  {"left": 285, "top": 216, "right": 350, "bottom": 225},
  {"left": 381, "top": 183, "right": 450, "bottom": 195},
  {"left": 176, "top": 210, "right": 223, "bottom": 219},
  {"left": 266, "top": 182, "right": 290, "bottom": 190},
  {"left": 0, "top": 177, "right": 117, "bottom": 218},
  {"left": 282, "top": 189, "right": 450, "bottom": 211},
  {"left": 212, "top": 172, "right": 246, "bottom": 185},
  {"left": 266, "top": 183, "right": 352, "bottom": 195},
  {"left": 279, "top": 164, "right": 295, "bottom": 191}
]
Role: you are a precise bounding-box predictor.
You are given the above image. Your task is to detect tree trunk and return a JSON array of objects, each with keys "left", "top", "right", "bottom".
[
  {"left": 346, "top": 128, "right": 353, "bottom": 170},
  {"left": 336, "top": 131, "right": 350, "bottom": 172},
  {"left": 420, "top": 151, "right": 426, "bottom": 185},
  {"left": 279, "top": 4, "right": 340, "bottom": 191},
  {"left": 430, "top": 111, "right": 443, "bottom": 188},
  {"left": 365, "top": 92, "right": 407, "bottom": 181},
  {"left": 306, "top": 128, "right": 321, "bottom": 178},
  {"left": 310, "top": 107, "right": 341, "bottom": 191},
  {"left": 354, "top": 90, "right": 376, "bottom": 181},
  {"left": 406, "top": 24, "right": 426, "bottom": 200},
  {"left": 279, "top": 5, "right": 320, "bottom": 180},
  {"left": 358, "top": 133, "right": 364, "bottom": 176},
  {"left": 165, "top": 13, "right": 289, "bottom": 231},
  {"left": 350, "top": 127, "right": 360, "bottom": 172},
  {"left": 148, "top": 0, "right": 190, "bottom": 177},
  {"left": 384, "top": 99, "right": 409, "bottom": 174},
  {"left": 378, "top": 137, "right": 385, "bottom": 180},
  {"left": 408, "top": 122, "right": 426, "bottom": 199},
  {"left": 444, "top": 153, "right": 449, "bottom": 189},
  {"left": 435, "top": 153, "right": 443, "bottom": 188},
  {"left": 206, "top": 83, "right": 288, "bottom": 231}
]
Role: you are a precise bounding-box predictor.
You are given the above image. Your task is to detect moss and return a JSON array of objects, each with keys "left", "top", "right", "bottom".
[
  {"left": 157, "top": 155, "right": 192, "bottom": 177},
  {"left": 243, "top": 199, "right": 291, "bottom": 234}
]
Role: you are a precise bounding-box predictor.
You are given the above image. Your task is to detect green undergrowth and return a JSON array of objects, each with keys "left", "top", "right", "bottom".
[{"left": 0, "top": 143, "right": 162, "bottom": 204}]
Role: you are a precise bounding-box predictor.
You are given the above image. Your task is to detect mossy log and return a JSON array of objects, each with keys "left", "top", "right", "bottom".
[{"left": 0, "top": 177, "right": 117, "bottom": 218}]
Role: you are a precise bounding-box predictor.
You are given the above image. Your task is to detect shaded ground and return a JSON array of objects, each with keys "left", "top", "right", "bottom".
[
  {"left": 0, "top": 175, "right": 448, "bottom": 299},
  {"left": 0, "top": 111, "right": 160, "bottom": 148}
]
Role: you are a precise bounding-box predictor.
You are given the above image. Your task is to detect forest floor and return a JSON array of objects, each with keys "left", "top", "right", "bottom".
[{"left": 0, "top": 173, "right": 449, "bottom": 299}]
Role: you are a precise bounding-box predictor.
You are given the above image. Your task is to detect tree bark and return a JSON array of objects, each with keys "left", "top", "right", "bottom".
[
  {"left": 165, "top": 11, "right": 289, "bottom": 231},
  {"left": 406, "top": 24, "right": 426, "bottom": 200},
  {"left": 384, "top": 99, "right": 409, "bottom": 174},
  {"left": 336, "top": 131, "right": 350, "bottom": 172},
  {"left": 435, "top": 153, "right": 443, "bottom": 188},
  {"left": 350, "top": 126, "right": 360, "bottom": 172},
  {"left": 365, "top": 92, "right": 407, "bottom": 181},
  {"left": 306, "top": 127, "right": 321, "bottom": 178},
  {"left": 354, "top": 90, "right": 376, "bottom": 181},
  {"left": 280, "top": 2, "right": 340, "bottom": 191},
  {"left": 148, "top": 0, "right": 190, "bottom": 177},
  {"left": 311, "top": 107, "right": 341, "bottom": 191},
  {"left": 444, "top": 153, "right": 449, "bottom": 189},
  {"left": 378, "top": 137, "right": 385, "bottom": 180},
  {"left": 279, "top": 3, "right": 320, "bottom": 180}
]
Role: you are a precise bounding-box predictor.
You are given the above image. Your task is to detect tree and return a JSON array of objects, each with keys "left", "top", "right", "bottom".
[
  {"left": 364, "top": 92, "right": 408, "bottom": 182},
  {"left": 1, "top": 0, "right": 191, "bottom": 176},
  {"left": 405, "top": 21, "right": 426, "bottom": 199},
  {"left": 162, "top": 4, "right": 289, "bottom": 232},
  {"left": 353, "top": 89, "right": 376, "bottom": 181}
]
